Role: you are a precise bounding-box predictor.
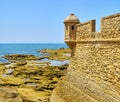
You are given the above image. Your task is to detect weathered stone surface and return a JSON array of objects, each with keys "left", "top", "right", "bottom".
[
  {"left": 51, "top": 13, "right": 120, "bottom": 102},
  {"left": 0, "top": 88, "right": 23, "bottom": 102}
]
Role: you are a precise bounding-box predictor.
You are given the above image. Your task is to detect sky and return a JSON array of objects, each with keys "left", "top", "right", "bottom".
[{"left": 0, "top": 0, "right": 120, "bottom": 43}]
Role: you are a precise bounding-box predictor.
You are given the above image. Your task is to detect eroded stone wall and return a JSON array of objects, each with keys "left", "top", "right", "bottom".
[
  {"left": 51, "top": 13, "right": 120, "bottom": 102},
  {"left": 76, "top": 20, "right": 96, "bottom": 40},
  {"left": 68, "top": 42, "right": 120, "bottom": 101},
  {"left": 101, "top": 13, "right": 120, "bottom": 38}
]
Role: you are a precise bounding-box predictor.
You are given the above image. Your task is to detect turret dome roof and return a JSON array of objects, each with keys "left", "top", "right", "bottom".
[{"left": 64, "top": 13, "right": 80, "bottom": 23}]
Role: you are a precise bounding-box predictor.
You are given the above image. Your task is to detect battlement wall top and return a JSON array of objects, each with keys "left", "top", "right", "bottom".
[
  {"left": 75, "top": 13, "right": 120, "bottom": 40},
  {"left": 101, "top": 13, "right": 120, "bottom": 38},
  {"left": 101, "top": 13, "right": 120, "bottom": 20},
  {"left": 76, "top": 20, "right": 96, "bottom": 40}
]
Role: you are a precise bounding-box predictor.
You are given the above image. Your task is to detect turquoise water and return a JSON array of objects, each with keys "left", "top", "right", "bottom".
[{"left": 0, "top": 43, "right": 68, "bottom": 62}]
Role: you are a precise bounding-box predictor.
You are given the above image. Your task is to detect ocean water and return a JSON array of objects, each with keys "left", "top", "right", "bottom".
[{"left": 0, "top": 43, "right": 68, "bottom": 62}]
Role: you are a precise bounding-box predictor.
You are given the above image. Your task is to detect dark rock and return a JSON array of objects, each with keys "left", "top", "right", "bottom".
[{"left": 3, "top": 54, "right": 40, "bottom": 61}]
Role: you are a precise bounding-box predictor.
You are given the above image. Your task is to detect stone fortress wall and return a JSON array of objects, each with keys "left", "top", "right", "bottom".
[
  {"left": 50, "top": 13, "right": 120, "bottom": 102},
  {"left": 76, "top": 13, "right": 120, "bottom": 40}
]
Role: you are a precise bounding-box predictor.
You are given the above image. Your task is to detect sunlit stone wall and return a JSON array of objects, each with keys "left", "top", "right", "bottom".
[{"left": 51, "top": 13, "right": 120, "bottom": 102}]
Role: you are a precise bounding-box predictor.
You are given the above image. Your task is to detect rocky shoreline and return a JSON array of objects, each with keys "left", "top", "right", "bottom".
[{"left": 0, "top": 48, "right": 70, "bottom": 102}]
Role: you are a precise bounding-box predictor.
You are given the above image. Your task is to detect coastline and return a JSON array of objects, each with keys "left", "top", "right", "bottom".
[{"left": 0, "top": 48, "right": 70, "bottom": 102}]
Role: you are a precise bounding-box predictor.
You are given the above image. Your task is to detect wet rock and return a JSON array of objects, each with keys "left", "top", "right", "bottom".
[
  {"left": 0, "top": 62, "right": 6, "bottom": 66},
  {"left": 0, "top": 76, "right": 25, "bottom": 86},
  {"left": 16, "top": 61, "right": 27, "bottom": 66},
  {"left": 3, "top": 54, "right": 40, "bottom": 61},
  {"left": 37, "top": 48, "right": 71, "bottom": 61}
]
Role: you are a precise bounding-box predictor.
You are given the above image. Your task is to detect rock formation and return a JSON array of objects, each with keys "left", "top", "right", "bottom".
[{"left": 0, "top": 48, "right": 70, "bottom": 101}]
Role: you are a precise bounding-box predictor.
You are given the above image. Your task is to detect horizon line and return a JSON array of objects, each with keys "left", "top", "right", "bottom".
[{"left": 0, "top": 42, "right": 65, "bottom": 44}]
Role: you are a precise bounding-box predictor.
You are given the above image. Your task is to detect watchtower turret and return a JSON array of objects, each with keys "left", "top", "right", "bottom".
[{"left": 64, "top": 14, "right": 80, "bottom": 48}]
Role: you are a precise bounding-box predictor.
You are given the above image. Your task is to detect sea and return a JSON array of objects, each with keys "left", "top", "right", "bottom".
[{"left": 0, "top": 43, "right": 68, "bottom": 62}]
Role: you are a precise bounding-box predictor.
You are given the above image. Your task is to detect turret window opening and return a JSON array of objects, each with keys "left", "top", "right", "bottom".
[{"left": 72, "top": 26, "right": 74, "bottom": 30}]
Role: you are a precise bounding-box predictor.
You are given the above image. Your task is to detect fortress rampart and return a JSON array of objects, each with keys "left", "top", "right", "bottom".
[{"left": 50, "top": 13, "right": 120, "bottom": 102}]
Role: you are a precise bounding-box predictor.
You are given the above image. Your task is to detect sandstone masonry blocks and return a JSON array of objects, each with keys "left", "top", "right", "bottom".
[{"left": 50, "top": 13, "right": 120, "bottom": 102}]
